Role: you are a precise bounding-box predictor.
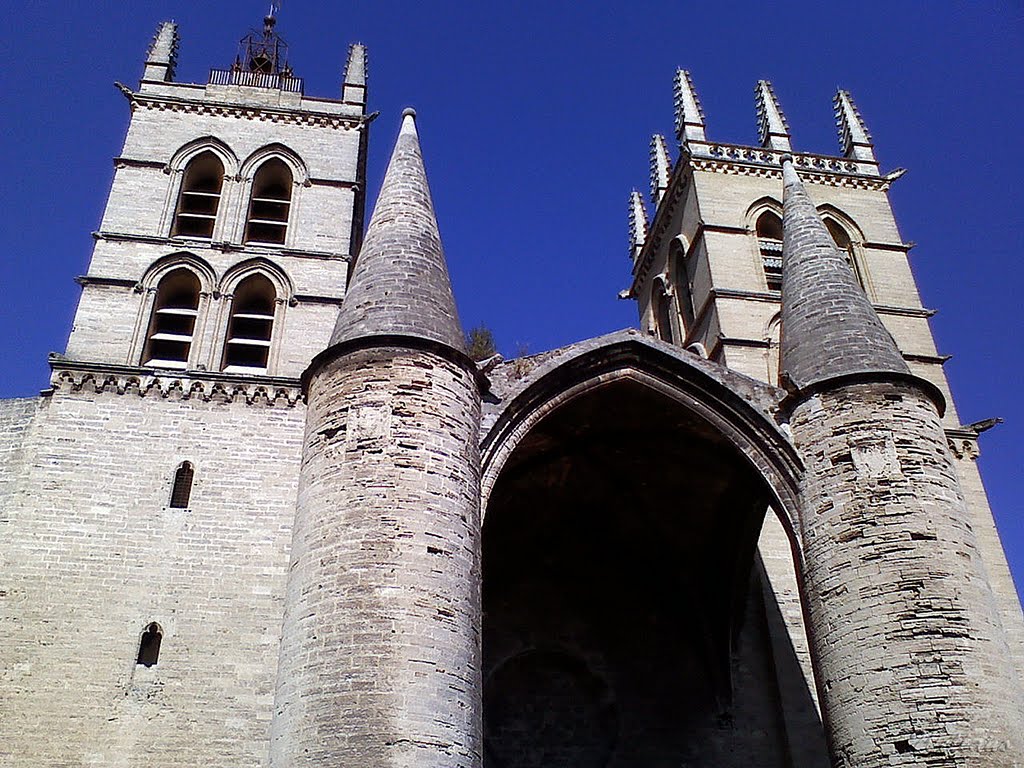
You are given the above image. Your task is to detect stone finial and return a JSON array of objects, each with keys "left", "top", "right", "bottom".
[
  {"left": 629, "top": 190, "right": 649, "bottom": 261},
  {"left": 778, "top": 155, "right": 908, "bottom": 390},
  {"left": 649, "top": 134, "right": 672, "bottom": 207},
  {"left": 330, "top": 109, "right": 468, "bottom": 354},
  {"left": 834, "top": 89, "right": 876, "bottom": 162},
  {"left": 143, "top": 21, "right": 179, "bottom": 83},
  {"left": 755, "top": 80, "right": 791, "bottom": 151},
  {"left": 673, "top": 69, "right": 707, "bottom": 143},
  {"left": 342, "top": 43, "right": 368, "bottom": 106}
]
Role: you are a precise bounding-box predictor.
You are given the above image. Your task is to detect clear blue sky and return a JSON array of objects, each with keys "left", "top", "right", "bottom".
[{"left": 1, "top": 2, "right": 1021, "bottom": 595}]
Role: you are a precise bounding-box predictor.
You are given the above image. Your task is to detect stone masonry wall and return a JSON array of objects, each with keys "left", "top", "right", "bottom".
[
  {"left": 790, "top": 380, "right": 1024, "bottom": 767},
  {"left": 270, "top": 345, "right": 482, "bottom": 767},
  {"left": 0, "top": 384, "right": 304, "bottom": 767}
]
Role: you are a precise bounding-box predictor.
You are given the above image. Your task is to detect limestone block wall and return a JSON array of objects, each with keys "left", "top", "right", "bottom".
[
  {"left": 0, "top": 383, "right": 304, "bottom": 768},
  {"left": 790, "top": 380, "right": 1024, "bottom": 767},
  {"left": 271, "top": 346, "right": 482, "bottom": 767}
]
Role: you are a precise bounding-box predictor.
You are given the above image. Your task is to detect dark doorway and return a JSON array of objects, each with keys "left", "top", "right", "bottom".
[{"left": 482, "top": 379, "right": 791, "bottom": 767}]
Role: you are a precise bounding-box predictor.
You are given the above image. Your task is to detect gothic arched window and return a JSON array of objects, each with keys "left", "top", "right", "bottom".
[
  {"left": 222, "top": 274, "right": 277, "bottom": 374},
  {"left": 171, "top": 152, "right": 225, "bottom": 239},
  {"left": 136, "top": 623, "right": 163, "bottom": 667},
  {"left": 652, "top": 283, "right": 674, "bottom": 343},
  {"left": 169, "top": 462, "right": 194, "bottom": 508},
  {"left": 244, "top": 159, "right": 293, "bottom": 245},
  {"left": 142, "top": 268, "right": 201, "bottom": 369},
  {"left": 756, "top": 211, "right": 784, "bottom": 292}
]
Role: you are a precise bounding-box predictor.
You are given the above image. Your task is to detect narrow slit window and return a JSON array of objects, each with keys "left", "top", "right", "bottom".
[
  {"left": 244, "top": 159, "right": 293, "bottom": 245},
  {"left": 652, "top": 284, "right": 673, "bottom": 343},
  {"left": 170, "top": 462, "right": 194, "bottom": 508},
  {"left": 136, "top": 623, "right": 162, "bottom": 667},
  {"left": 222, "top": 275, "right": 276, "bottom": 374},
  {"left": 171, "top": 152, "right": 225, "bottom": 239},
  {"left": 142, "top": 269, "right": 201, "bottom": 369},
  {"left": 756, "top": 211, "right": 784, "bottom": 292}
]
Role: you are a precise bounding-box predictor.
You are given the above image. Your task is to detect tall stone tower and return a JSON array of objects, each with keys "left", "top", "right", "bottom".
[
  {"left": 628, "top": 72, "right": 1024, "bottom": 765},
  {"left": 0, "top": 17, "right": 369, "bottom": 765}
]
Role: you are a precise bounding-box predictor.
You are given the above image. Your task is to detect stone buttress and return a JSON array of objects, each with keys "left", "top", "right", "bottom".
[
  {"left": 270, "top": 110, "right": 483, "bottom": 766},
  {"left": 778, "top": 154, "right": 1024, "bottom": 766}
]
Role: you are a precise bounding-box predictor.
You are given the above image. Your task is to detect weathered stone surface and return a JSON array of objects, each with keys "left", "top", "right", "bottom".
[
  {"left": 271, "top": 346, "right": 481, "bottom": 766},
  {"left": 790, "top": 381, "right": 1024, "bottom": 766}
]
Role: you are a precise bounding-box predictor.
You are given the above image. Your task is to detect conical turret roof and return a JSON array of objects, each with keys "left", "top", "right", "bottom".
[
  {"left": 331, "top": 109, "right": 467, "bottom": 354},
  {"left": 779, "top": 155, "right": 908, "bottom": 390}
]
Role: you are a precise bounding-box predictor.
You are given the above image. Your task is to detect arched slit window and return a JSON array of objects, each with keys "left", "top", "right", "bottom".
[
  {"left": 137, "top": 623, "right": 162, "bottom": 667},
  {"left": 223, "top": 275, "right": 276, "bottom": 374},
  {"left": 756, "top": 211, "right": 784, "bottom": 292},
  {"left": 244, "top": 159, "right": 293, "bottom": 245},
  {"left": 171, "top": 152, "right": 225, "bottom": 238},
  {"left": 170, "top": 462, "right": 194, "bottom": 508},
  {"left": 652, "top": 284, "right": 673, "bottom": 343},
  {"left": 670, "top": 238, "right": 696, "bottom": 331},
  {"left": 825, "top": 218, "right": 864, "bottom": 286},
  {"left": 142, "top": 269, "right": 201, "bottom": 369}
]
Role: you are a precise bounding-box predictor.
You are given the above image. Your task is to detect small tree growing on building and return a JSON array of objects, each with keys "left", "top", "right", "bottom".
[{"left": 466, "top": 325, "right": 498, "bottom": 361}]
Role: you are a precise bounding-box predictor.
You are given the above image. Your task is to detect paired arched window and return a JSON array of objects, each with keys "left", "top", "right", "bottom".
[
  {"left": 142, "top": 269, "right": 201, "bottom": 369},
  {"left": 222, "top": 274, "right": 277, "bottom": 373},
  {"left": 756, "top": 211, "right": 784, "bottom": 292},
  {"left": 651, "top": 283, "right": 673, "bottom": 343},
  {"left": 171, "top": 152, "right": 225, "bottom": 239},
  {"left": 170, "top": 462, "right": 194, "bottom": 508},
  {"left": 244, "top": 159, "right": 293, "bottom": 245},
  {"left": 136, "top": 623, "right": 162, "bottom": 667}
]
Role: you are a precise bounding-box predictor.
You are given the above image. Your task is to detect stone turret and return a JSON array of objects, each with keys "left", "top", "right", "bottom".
[
  {"left": 142, "top": 21, "right": 178, "bottom": 83},
  {"left": 270, "top": 109, "right": 483, "bottom": 767},
  {"left": 342, "top": 42, "right": 367, "bottom": 106},
  {"left": 779, "top": 154, "right": 1024, "bottom": 767},
  {"left": 673, "top": 68, "right": 706, "bottom": 144},
  {"left": 628, "top": 189, "right": 648, "bottom": 261},
  {"left": 649, "top": 134, "right": 672, "bottom": 207},
  {"left": 755, "top": 80, "right": 791, "bottom": 151},
  {"left": 834, "top": 88, "right": 875, "bottom": 162}
]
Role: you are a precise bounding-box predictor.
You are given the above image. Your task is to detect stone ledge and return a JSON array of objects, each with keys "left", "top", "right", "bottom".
[{"left": 48, "top": 357, "right": 303, "bottom": 407}]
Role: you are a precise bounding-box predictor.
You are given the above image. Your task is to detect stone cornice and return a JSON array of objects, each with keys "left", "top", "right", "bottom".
[
  {"left": 128, "top": 91, "right": 365, "bottom": 130},
  {"left": 48, "top": 356, "right": 303, "bottom": 407}
]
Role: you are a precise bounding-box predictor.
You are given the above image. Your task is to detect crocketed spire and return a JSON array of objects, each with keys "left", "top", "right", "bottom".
[
  {"left": 779, "top": 155, "right": 908, "bottom": 390},
  {"left": 331, "top": 109, "right": 467, "bottom": 354}
]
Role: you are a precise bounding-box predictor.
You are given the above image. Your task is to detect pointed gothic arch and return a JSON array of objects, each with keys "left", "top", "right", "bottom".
[
  {"left": 238, "top": 143, "right": 309, "bottom": 185},
  {"left": 480, "top": 331, "right": 802, "bottom": 543},
  {"left": 479, "top": 331, "right": 811, "bottom": 762},
  {"left": 168, "top": 136, "right": 239, "bottom": 176}
]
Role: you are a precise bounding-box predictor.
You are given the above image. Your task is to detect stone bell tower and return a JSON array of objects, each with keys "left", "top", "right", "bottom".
[{"left": 626, "top": 70, "right": 1024, "bottom": 766}]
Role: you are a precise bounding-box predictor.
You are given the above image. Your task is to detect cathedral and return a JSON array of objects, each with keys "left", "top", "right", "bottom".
[{"left": 2, "top": 14, "right": 1023, "bottom": 768}]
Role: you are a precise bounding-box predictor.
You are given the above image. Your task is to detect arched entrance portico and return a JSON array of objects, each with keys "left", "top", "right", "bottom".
[{"left": 479, "top": 332, "right": 821, "bottom": 767}]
